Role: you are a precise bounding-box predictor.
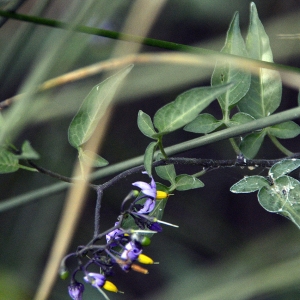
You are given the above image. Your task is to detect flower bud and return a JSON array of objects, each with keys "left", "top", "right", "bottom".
[
  {"left": 68, "top": 282, "right": 84, "bottom": 300},
  {"left": 60, "top": 270, "right": 69, "bottom": 280},
  {"left": 131, "top": 263, "right": 149, "bottom": 274},
  {"left": 138, "top": 254, "right": 154, "bottom": 264},
  {"left": 141, "top": 236, "right": 151, "bottom": 246}
]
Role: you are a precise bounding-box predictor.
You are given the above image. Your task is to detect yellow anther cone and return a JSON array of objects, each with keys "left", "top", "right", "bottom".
[
  {"left": 156, "top": 191, "right": 168, "bottom": 199},
  {"left": 138, "top": 253, "right": 154, "bottom": 264},
  {"left": 103, "top": 280, "right": 118, "bottom": 293}
]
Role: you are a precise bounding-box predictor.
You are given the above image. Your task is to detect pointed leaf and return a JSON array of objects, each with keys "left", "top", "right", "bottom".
[
  {"left": 268, "top": 121, "right": 300, "bottom": 139},
  {"left": 269, "top": 159, "right": 300, "bottom": 180},
  {"left": 237, "top": 3, "right": 282, "bottom": 119},
  {"left": 0, "top": 148, "right": 19, "bottom": 173},
  {"left": 239, "top": 130, "right": 266, "bottom": 159},
  {"left": 68, "top": 65, "right": 133, "bottom": 148},
  {"left": 228, "top": 112, "right": 255, "bottom": 127},
  {"left": 79, "top": 149, "right": 108, "bottom": 167},
  {"left": 137, "top": 110, "right": 157, "bottom": 139},
  {"left": 155, "top": 164, "right": 176, "bottom": 185},
  {"left": 144, "top": 142, "right": 157, "bottom": 176},
  {"left": 18, "top": 141, "right": 40, "bottom": 160},
  {"left": 175, "top": 174, "right": 204, "bottom": 191},
  {"left": 153, "top": 83, "right": 233, "bottom": 135},
  {"left": 230, "top": 175, "right": 269, "bottom": 193},
  {"left": 184, "top": 113, "right": 223, "bottom": 134},
  {"left": 211, "top": 12, "right": 251, "bottom": 113}
]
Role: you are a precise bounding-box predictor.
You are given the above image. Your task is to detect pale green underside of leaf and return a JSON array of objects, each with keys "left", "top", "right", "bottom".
[
  {"left": 68, "top": 65, "right": 133, "bottom": 148},
  {"left": 144, "top": 141, "right": 157, "bottom": 177},
  {"left": 237, "top": 72, "right": 282, "bottom": 119},
  {"left": 258, "top": 176, "right": 300, "bottom": 229},
  {"left": 155, "top": 164, "right": 176, "bottom": 185},
  {"left": 239, "top": 130, "right": 266, "bottom": 159},
  {"left": 137, "top": 110, "right": 157, "bottom": 139},
  {"left": 268, "top": 121, "right": 300, "bottom": 139},
  {"left": 230, "top": 175, "right": 269, "bottom": 193},
  {"left": 153, "top": 83, "right": 233, "bottom": 135},
  {"left": 0, "top": 148, "right": 19, "bottom": 174},
  {"left": 79, "top": 149, "right": 108, "bottom": 168},
  {"left": 211, "top": 12, "right": 250, "bottom": 113},
  {"left": 184, "top": 113, "right": 223, "bottom": 134},
  {"left": 237, "top": 3, "right": 282, "bottom": 119},
  {"left": 175, "top": 174, "right": 204, "bottom": 191},
  {"left": 269, "top": 159, "right": 300, "bottom": 180}
]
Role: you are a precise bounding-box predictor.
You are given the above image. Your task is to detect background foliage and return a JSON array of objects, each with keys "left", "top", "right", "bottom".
[{"left": 1, "top": 0, "right": 300, "bottom": 299}]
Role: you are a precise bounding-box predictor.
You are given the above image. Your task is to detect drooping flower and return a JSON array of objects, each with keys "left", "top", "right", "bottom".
[
  {"left": 106, "top": 222, "right": 123, "bottom": 244},
  {"left": 121, "top": 241, "right": 142, "bottom": 262},
  {"left": 132, "top": 176, "right": 168, "bottom": 214},
  {"left": 68, "top": 281, "right": 84, "bottom": 300},
  {"left": 84, "top": 272, "right": 118, "bottom": 293},
  {"left": 132, "top": 177, "right": 156, "bottom": 198}
]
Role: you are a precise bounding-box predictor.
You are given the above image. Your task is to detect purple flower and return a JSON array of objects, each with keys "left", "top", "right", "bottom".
[
  {"left": 106, "top": 222, "right": 123, "bottom": 244},
  {"left": 132, "top": 177, "right": 156, "bottom": 198},
  {"left": 68, "top": 282, "right": 84, "bottom": 300},
  {"left": 84, "top": 272, "right": 105, "bottom": 288},
  {"left": 132, "top": 177, "right": 156, "bottom": 214},
  {"left": 84, "top": 272, "right": 118, "bottom": 293},
  {"left": 121, "top": 241, "right": 142, "bottom": 261}
]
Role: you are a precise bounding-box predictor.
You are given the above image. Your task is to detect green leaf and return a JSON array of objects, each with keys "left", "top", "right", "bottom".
[
  {"left": 268, "top": 121, "right": 300, "bottom": 139},
  {"left": 156, "top": 182, "right": 170, "bottom": 193},
  {"left": 79, "top": 149, "right": 108, "bottom": 167},
  {"left": 184, "top": 113, "right": 223, "bottom": 134},
  {"left": 230, "top": 175, "right": 270, "bottom": 193},
  {"left": 0, "top": 148, "right": 19, "bottom": 173},
  {"left": 121, "top": 213, "right": 138, "bottom": 231},
  {"left": 228, "top": 112, "right": 255, "bottom": 127},
  {"left": 155, "top": 164, "right": 176, "bottom": 185},
  {"left": 68, "top": 65, "right": 133, "bottom": 148},
  {"left": 149, "top": 197, "right": 168, "bottom": 221},
  {"left": 17, "top": 141, "right": 40, "bottom": 160},
  {"left": 269, "top": 159, "right": 300, "bottom": 180},
  {"left": 237, "top": 3, "right": 282, "bottom": 119},
  {"left": 239, "top": 130, "right": 266, "bottom": 159},
  {"left": 144, "top": 141, "right": 157, "bottom": 176},
  {"left": 153, "top": 83, "right": 233, "bottom": 135},
  {"left": 137, "top": 110, "right": 157, "bottom": 138},
  {"left": 258, "top": 176, "right": 300, "bottom": 229},
  {"left": 211, "top": 12, "right": 251, "bottom": 113},
  {"left": 175, "top": 174, "right": 204, "bottom": 191}
]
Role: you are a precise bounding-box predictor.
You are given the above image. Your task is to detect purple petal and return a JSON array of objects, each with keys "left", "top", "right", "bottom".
[
  {"left": 84, "top": 273, "right": 105, "bottom": 288},
  {"left": 132, "top": 181, "right": 156, "bottom": 198},
  {"left": 121, "top": 242, "right": 142, "bottom": 261},
  {"left": 150, "top": 177, "right": 156, "bottom": 189},
  {"left": 148, "top": 222, "right": 163, "bottom": 232},
  {"left": 137, "top": 198, "right": 155, "bottom": 214}
]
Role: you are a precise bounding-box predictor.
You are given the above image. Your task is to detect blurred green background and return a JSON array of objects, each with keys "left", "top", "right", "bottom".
[{"left": 1, "top": 0, "right": 300, "bottom": 299}]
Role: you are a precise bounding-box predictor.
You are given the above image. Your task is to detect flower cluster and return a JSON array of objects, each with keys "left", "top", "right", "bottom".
[{"left": 64, "top": 174, "right": 175, "bottom": 300}]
